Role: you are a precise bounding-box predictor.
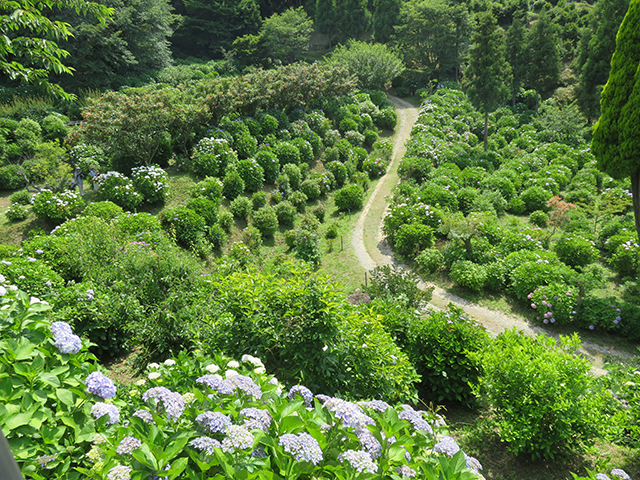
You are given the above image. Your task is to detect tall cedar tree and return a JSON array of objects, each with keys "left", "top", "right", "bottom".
[
  {"left": 592, "top": 0, "right": 640, "bottom": 242},
  {"left": 576, "top": 0, "right": 630, "bottom": 120},
  {"left": 315, "top": 0, "right": 334, "bottom": 34},
  {"left": 524, "top": 10, "right": 561, "bottom": 109},
  {"left": 333, "top": 0, "right": 370, "bottom": 41},
  {"left": 505, "top": 10, "right": 527, "bottom": 106},
  {"left": 373, "top": 0, "right": 401, "bottom": 43},
  {"left": 464, "top": 11, "right": 511, "bottom": 152}
]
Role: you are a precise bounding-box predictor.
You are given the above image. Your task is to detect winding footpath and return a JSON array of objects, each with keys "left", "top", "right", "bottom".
[{"left": 351, "top": 96, "right": 633, "bottom": 375}]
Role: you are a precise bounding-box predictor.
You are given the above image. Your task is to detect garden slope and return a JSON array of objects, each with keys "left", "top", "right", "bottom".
[{"left": 352, "top": 95, "right": 632, "bottom": 375}]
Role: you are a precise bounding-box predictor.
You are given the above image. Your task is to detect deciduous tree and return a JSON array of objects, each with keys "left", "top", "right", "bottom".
[{"left": 591, "top": 0, "right": 640, "bottom": 242}]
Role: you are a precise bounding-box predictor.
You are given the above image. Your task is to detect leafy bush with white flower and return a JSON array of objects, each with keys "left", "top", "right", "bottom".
[
  {"left": 5, "top": 202, "right": 29, "bottom": 222},
  {"left": 131, "top": 165, "right": 169, "bottom": 204},
  {"left": 33, "top": 189, "right": 85, "bottom": 223},
  {"left": 96, "top": 172, "right": 143, "bottom": 211},
  {"left": 191, "top": 137, "right": 238, "bottom": 178}
]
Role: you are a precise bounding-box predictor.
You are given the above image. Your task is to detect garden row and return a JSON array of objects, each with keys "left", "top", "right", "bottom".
[{"left": 384, "top": 88, "right": 640, "bottom": 338}]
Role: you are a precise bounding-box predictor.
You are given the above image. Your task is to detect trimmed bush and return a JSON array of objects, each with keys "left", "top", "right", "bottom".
[
  {"left": 4, "top": 203, "right": 29, "bottom": 221},
  {"left": 96, "top": 171, "right": 143, "bottom": 210},
  {"left": 555, "top": 235, "right": 599, "bottom": 269},
  {"left": 334, "top": 183, "right": 364, "bottom": 212},
  {"left": 229, "top": 195, "right": 252, "bottom": 220},
  {"left": 416, "top": 248, "right": 444, "bottom": 274},
  {"left": 251, "top": 206, "right": 278, "bottom": 236},
  {"left": 520, "top": 186, "right": 553, "bottom": 213},
  {"left": 289, "top": 190, "right": 308, "bottom": 212},
  {"left": 236, "top": 158, "right": 265, "bottom": 193},
  {"left": 274, "top": 200, "right": 296, "bottom": 225},
  {"left": 255, "top": 149, "right": 280, "bottom": 184},
  {"left": 282, "top": 163, "right": 302, "bottom": 190},
  {"left": 81, "top": 201, "right": 123, "bottom": 222},
  {"left": 299, "top": 179, "right": 321, "bottom": 201},
  {"left": 222, "top": 170, "right": 245, "bottom": 200},
  {"left": 192, "top": 137, "right": 238, "bottom": 177},
  {"left": 131, "top": 165, "right": 169, "bottom": 204},
  {"left": 186, "top": 197, "right": 218, "bottom": 226},
  {"left": 0, "top": 164, "right": 26, "bottom": 190},
  {"left": 160, "top": 205, "right": 206, "bottom": 247},
  {"left": 394, "top": 223, "right": 434, "bottom": 258},
  {"left": 529, "top": 210, "right": 549, "bottom": 227},
  {"left": 450, "top": 261, "right": 486, "bottom": 292},
  {"left": 33, "top": 190, "right": 85, "bottom": 223},
  {"left": 326, "top": 161, "right": 347, "bottom": 187}
]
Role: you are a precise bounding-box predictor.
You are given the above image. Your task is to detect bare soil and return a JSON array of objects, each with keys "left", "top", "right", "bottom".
[{"left": 351, "top": 96, "right": 635, "bottom": 376}]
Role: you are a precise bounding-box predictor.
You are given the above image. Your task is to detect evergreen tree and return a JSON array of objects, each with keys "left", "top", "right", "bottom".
[
  {"left": 505, "top": 10, "right": 527, "bottom": 106},
  {"left": 464, "top": 11, "right": 511, "bottom": 152},
  {"left": 333, "top": 0, "right": 371, "bottom": 41},
  {"left": 262, "top": 7, "right": 314, "bottom": 64},
  {"left": 576, "top": 0, "right": 630, "bottom": 120},
  {"left": 524, "top": 10, "right": 561, "bottom": 109},
  {"left": 591, "top": 0, "right": 640, "bottom": 242},
  {"left": 315, "top": 0, "right": 334, "bottom": 34},
  {"left": 373, "top": 0, "right": 401, "bottom": 43}
]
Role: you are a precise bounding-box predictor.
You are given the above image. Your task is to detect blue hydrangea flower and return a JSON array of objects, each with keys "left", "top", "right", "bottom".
[
  {"left": 229, "top": 374, "right": 262, "bottom": 399},
  {"left": 339, "top": 449, "right": 378, "bottom": 474},
  {"left": 51, "top": 321, "right": 82, "bottom": 354},
  {"left": 91, "top": 402, "right": 120, "bottom": 424},
  {"left": 288, "top": 385, "right": 314, "bottom": 407},
  {"left": 190, "top": 436, "right": 222, "bottom": 455},
  {"left": 395, "top": 465, "right": 417, "bottom": 478},
  {"left": 596, "top": 474, "right": 612, "bottom": 480},
  {"left": 361, "top": 400, "right": 390, "bottom": 412},
  {"left": 323, "top": 398, "right": 374, "bottom": 430},
  {"left": 465, "top": 453, "right": 483, "bottom": 473},
  {"left": 107, "top": 465, "right": 132, "bottom": 480},
  {"left": 132, "top": 409, "right": 155, "bottom": 424},
  {"left": 142, "top": 387, "right": 185, "bottom": 422},
  {"left": 610, "top": 469, "right": 631, "bottom": 480},
  {"left": 222, "top": 425, "right": 254, "bottom": 453},
  {"left": 278, "top": 432, "right": 323, "bottom": 465},
  {"left": 356, "top": 429, "right": 382, "bottom": 458},
  {"left": 433, "top": 435, "right": 460, "bottom": 457},
  {"left": 116, "top": 436, "right": 142, "bottom": 455},
  {"left": 240, "top": 407, "right": 272, "bottom": 432},
  {"left": 196, "top": 411, "right": 231, "bottom": 433},
  {"left": 85, "top": 371, "right": 117, "bottom": 399},
  {"left": 398, "top": 405, "right": 433, "bottom": 435}
]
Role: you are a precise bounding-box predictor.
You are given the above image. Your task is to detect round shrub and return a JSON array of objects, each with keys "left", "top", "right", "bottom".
[
  {"left": 217, "top": 208, "right": 234, "bottom": 232},
  {"left": 82, "top": 201, "right": 123, "bottom": 221},
  {"left": 555, "top": 235, "right": 598, "bottom": 269},
  {"left": 416, "top": 248, "right": 444, "bottom": 274},
  {"left": 274, "top": 201, "right": 296, "bottom": 225},
  {"left": 376, "top": 108, "right": 397, "bottom": 129},
  {"left": 334, "top": 184, "right": 365, "bottom": 212},
  {"left": 259, "top": 113, "right": 279, "bottom": 135},
  {"left": 229, "top": 196, "right": 252, "bottom": 220},
  {"left": 299, "top": 179, "right": 321, "bottom": 201},
  {"left": 282, "top": 163, "right": 302, "bottom": 190},
  {"left": 299, "top": 212, "right": 321, "bottom": 232},
  {"left": 222, "top": 170, "right": 245, "bottom": 200},
  {"left": 252, "top": 206, "right": 278, "bottom": 237},
  {"left": 5, "top": 203, "right": 29, "bottom": 222},
  {"left": 191, "top": 177, "right": 224, "bottom": 204},
  {"left": 255, "top": 149, "right": 280, "bottom": 184},
  {"left": 0, "top": 164, "right": 27, "bottom": 190},
  {"left": 274, "top": 142, "right": 301, "bottom": 165},
  {"left": 520, "top": 186, "right": 553, "bottom": 213},
  {"left": 577, "top": 297, "right": 625, "bottom": 333},
  {"left": 311, "top": 204, "right": 325, "bottom": 223},
  {"left": 206, "top": 223, "right": 227, "bottom": 250},
  {"left": 529, "top": 283, "right": 577, "bottom": 326},
  {"left": 236, "top": 158, "right": 264, "bottom": 193},
  {"left": 186, "top": 197, "right": 218, "bottom": 226},
  {"left": 394, "top": 223, "right": 434, "bottom": 258},
  {"left": 69, "top": 143, "right": 108, "bottom": 175},
  {"left": 529, "top": 210, "right": 549, "bottom": 228},
  {"left": 113, "top": 212, "right": 162, "bottom": 236},
  {"left": 363, "top": 129, "right": 379, "bottom": 148},
  {"left": 609, "top": 241, "right": 640, "bottom": 278},
  {"left": 131, "top": 165, "right": 169, "bottom": 204},
  {"left": 10, "top": 189, "right": 33, "bottom": 205},
  {"left": 457, "top": 187, "right": 479, "bottom": 214},
  {"left": 40, "top": 113, "right": 69, "bottom": 142},
  {"left": 450, "top": 261, "right": 487, "bottom": 291},
  {"left": 160, "top": 205, "right": 206, "bottom": 247},
  {"left": 291, "top": 138, "right": 313, "bottom": 164},
  {"left": 292, "top": 229, "right": 321, "bottom": 266},
  {"left": 96, "top": 171, "right": 143, "bottom": 210},
  {"left": 251, "top": 191, "right": 268, "bottom": 210},
  {"left": 510, "top": 261, "right": 577, "bottom": 301},
  {"left": 344, "top": 130, "right": 365, "bottom": 147},
  {"left": 289, "top": 190, "right": 308, "bottom": 212},
  {"left": 192, "top": 138, "right": 238, "bottom": 177},
  {"left": 484, "top": 261, "right": 508, "bottom": 292},
  {"left": 362, "top": 157, "right": 386, "bottom": 178},
  {"left": 326, "top": 161, "right": 347, "bottom": 187},
  {"left": 33, "top": 190, "right": 85, "bottom": 223}
]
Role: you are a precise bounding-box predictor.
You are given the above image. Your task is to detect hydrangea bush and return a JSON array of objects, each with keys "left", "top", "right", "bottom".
[
  {"left": 131, "top": 165, "right": 169, "bottom": 204},
  {"left": 96, "top": 172, "right": 143, "bottom": 211},
  {"left": 33, "top": 190, "right": 85, "bottom": 223}
]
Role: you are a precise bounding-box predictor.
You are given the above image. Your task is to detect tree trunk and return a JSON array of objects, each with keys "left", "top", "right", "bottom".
[
  {"left": 483, "top": 111, "right": 489, "bottom": 152},
  {"left": 632, "top": 167, "right": 640, "bottom": 243}
]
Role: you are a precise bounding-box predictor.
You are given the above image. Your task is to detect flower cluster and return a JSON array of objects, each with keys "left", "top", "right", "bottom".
[
  {"left": 288, "top": 385, "right": 314, "bottom": 407},
  {"left": 142, "top": 386, "right": 185, "bottom": 422},
  {"left": 221, "top": 425, "right": 254, "bottom": 453},
  {"left": 51, "top": 321, "right": 82, "bottom": 354},
  {"left": 91, "top": 402, "right": 120, "bottom": 424},
  {"left": 278, "top": 432, "right": 323, "bottom": 465},
  {"left": 196, "top": 411, "right": 232, "bottom": 433},
  {"left": 116, "top": 436, "right": 142, "bottom": 455},
  {"left": 85, "top": 371, "right": 117, "bottom": 399},
  {"left": 339, "top": 449, "right": 378, "bottom": 474}
]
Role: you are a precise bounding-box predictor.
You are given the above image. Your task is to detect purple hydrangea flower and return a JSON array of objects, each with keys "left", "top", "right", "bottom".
[
  {"left": 116, "top": 436, "right": 142, "bottom": 455},
  {"left": 222, "top": 425, "right": 254, "bottom": 453},
  {"left": 361, "top": 400, "right": 390, "bottom": 412},
  {"left": 196, "top": 411, "right": 231, "bottom": 433},
  {"left": 107, "top": 465, "right": 132, "bottom": 480},
  {"left": 324, "top": 398, "right": 374, "bottom": 430},
  {"left": 240, "top": 407, "right": 272, "bottom": 432},
  {"left": 85, "top": 371, "right": 117, "bottom": 399},
  {"left": 142, "top": 387, "right": 185, "bottom": 422},
  {"left": 288, "top": 385, "right": 314, "bottom": 407},
  {"left": 339, "top": 450, "right": 377, "bottom": 474},
  {"left": 229, "top": 374, "right": 262, "bottom": 399},
  {"left": 398, "top": 405, "right": 433, "bottom": 435},
  {"left": 596, "top": 474, "right": 611, "bottom": 480},
  {"left": 589, "top": 325, "right": 595, "bottom": 330},
  {"left": 132, "top": 409, "right": 155, "bottom": 424},
  {"left": 51, "top": 321, "right": 82, "bottom": 354},
  {"left": 465, "top": 454, "right": 483, "bottom": 473},
  {"left": 91, "top": 402, "right": 120, "bottom": 424},
  {"left": 356, "top": 429, "right": 382, "bottom": 458},
  {"left": 433, "top": 435, "right": 460, "bottom": 457},
  {"left": 610, "top": 469, "right": 631, "bottom": 480},
  {"left": 190, "top": 436, "right": 222, "bottom": 455},
  {"left": 395, "top": 465, "right": 417, "bottom": 478},
  {"left": 278, "top": 432, "right": 323, "bottom": 465}
]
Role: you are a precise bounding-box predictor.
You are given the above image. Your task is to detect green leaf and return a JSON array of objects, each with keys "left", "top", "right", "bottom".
[
  {"left": 4, "top": 412, "right": 33, "bottom": 432},
  {"left": 56, "top": 389, "right": 75, "bottom": 407},
  {"left": 40, "top": 372, "right": 61, "bottom": 388}
]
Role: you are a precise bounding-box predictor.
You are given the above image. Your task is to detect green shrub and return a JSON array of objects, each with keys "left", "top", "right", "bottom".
[
  {"left": 394, "top": 223, "right": 434, "bottom": 258},
  {"left": 510, "top": 260, "right": 576, "bottom": 302},
  {"left": 96, "top": 171, "right": 143, "bottom": 210},
  {"left": 609, "top": 241, "right": 640, "bottom": 278},
  {"left": 186, "top": 197, "right": 218, "bottom": 226},
  {"left": 192, "top": 137, "right": 238, "bottom": 177},
  {"left": 251, "top": 206, "right": 278, "bottom": 236},
  {"left": 334, "top": 183, "right": 364, "bottom": 212},
  {"left": 457, "top": 187, "right": 479, "bottom": 214},
  {"left": 10, "top": 189, "right": 32, "bottom": 205},
  {"left": 207, "top": 223, "right": 227, "bottom": 250},
  {"left": 528, "top": 283, "right": 577, "bottom": 325},
  {"left": 299, "top": 178, "right": 321, "bottom": 200},
  {"left": 222, "top": 170, "right": 245, "bottom": 200},
  {"left": 41, "top": 113, "right": 69, "bottom": 142},
  {"left": 236, "top": 158, "right": 265, "bottom": 193},
  {"left": 255, "top": 149, "right": 280, "bottom": 184},
  {"left": 416, "top": 248, "right": 444, "bottom": 274},
  {"left": 577, "top": 297, "right": 624, "bottom": 333},
  {"left": 484, "top": 261, "right": 508, "bottom": 292},
  {"left": 529, "top": 210, "right": 549, "bottom": 227},
  {"left": 0, "top": 164, "right": 26, "bottom": 190},
  {"left": 81, "top": 201, "right": 123, "bottom": 222},
  {"left": 450, "top": 261, "right": 487, "bottom": 292},
  {"left": 274, "top": 200, "right": 296, "bottom": 225},
  {"left": 282, "top": 163, "right": 302, "bottom": 190},
  {"left": 362, "top": 157, "right": 387, "bottom": 178},
  {"left": 326, "top": 161, "right": 347, "bottom": 187},
  {"left": 289, "top": 190, "right": 308, "bottom": 212},
  {"left": 160, "top": 205, "right": 206, "bottom": 247},
  {"left": 555, "top": 235, "right": 599, "bottom": 269},
  {"left": 229, "top": 196, "right": 252, "bottom": 219},
  {"left": 131, "top": 165, "right": 169, "bottom": 204},
  {"left": 291, "top": 137, "right": 313, "bottom": 164},
  {"left": 520, "top": 186, "right": 553, "bottom": 213},
  {"left": 33, "top": 190, "right": 85, "bottom": 223},
  {"left": 274, "top": 141, "right": 300, "bottom": 165},
  {"left": 471, "top": 330, "right": 602, "bottom": 460},
  {"left": 311, "top": 204, "right": 325, "bottom": 223},
  {"left": 113, "top": 212, "right": 162, "bottom": 236},
  {"left": 251, "top": 191, "right": 268, "bottom": 210},
  {"left": 325, "top": 222, "right": 339, "bottom": 239},
  {"left": 376, "top": 107, "right": 397, "bottom": 129},
  {"left": 363, "top": 265, "right": 432, "bottom": 309},
  {"left": 4, "top": 203, "right": 29, "bottom": 222},
  {"left": 292, "top": 229, "right": 321, "bottom": 266},
  {"left": 191, "top": 177, "right": 224, "bottom": 204}
]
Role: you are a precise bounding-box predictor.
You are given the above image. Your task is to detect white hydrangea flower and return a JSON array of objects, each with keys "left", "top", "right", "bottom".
[
  {"left": 205, "top": 364, "right": 220, "bottom": 373},
  {"left": 147, "top": 363, "right": 160, "bottom": 370},
  {"left": 148, "top": 372, "right": 161, "bottom": 380},
  {"left": 163, "top": 359, "right": 176, "bottom": 366},
  {"left": 227, "top": 360, "right": 240, "bottom": 369},
  {"left": 225, "top": 369, "right": 239, "bottom": 378}
]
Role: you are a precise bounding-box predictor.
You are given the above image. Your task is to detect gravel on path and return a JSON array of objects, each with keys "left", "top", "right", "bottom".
[{"left": 351, "top": 95, "right": 634, "bottom": 376}]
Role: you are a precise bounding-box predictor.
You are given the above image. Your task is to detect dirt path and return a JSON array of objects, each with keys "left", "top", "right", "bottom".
[{"left": 351, "top": 95, "right": 633, "bottom": 375}]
